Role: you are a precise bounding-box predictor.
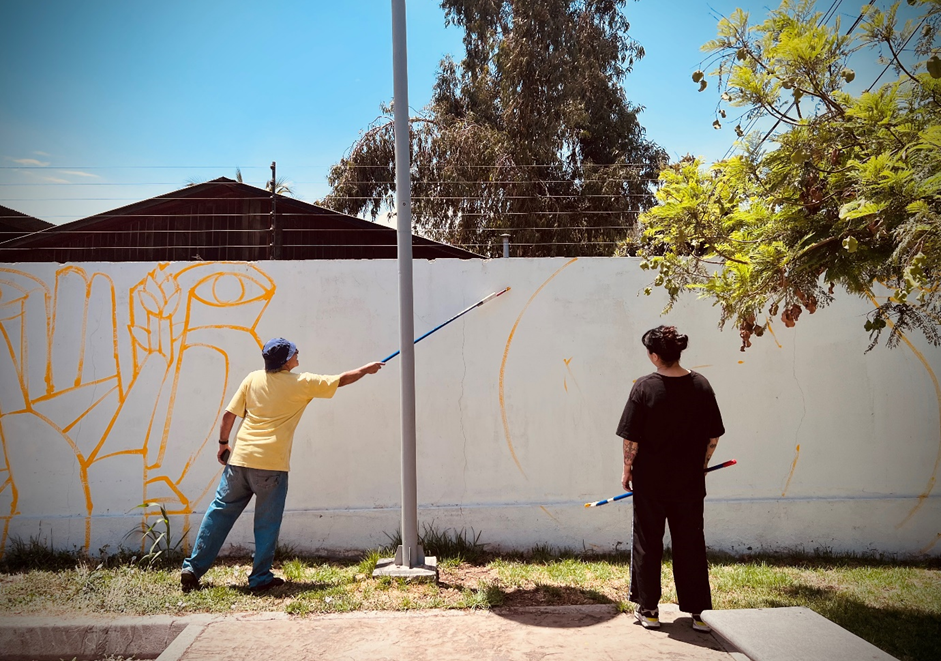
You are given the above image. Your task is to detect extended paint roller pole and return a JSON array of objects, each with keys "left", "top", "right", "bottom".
[
  {"left": 584, "top": 459, "right": 738, "bottom": 508},
  {"left": 380, "top": 287, "right": 511, "bottom": 363}
]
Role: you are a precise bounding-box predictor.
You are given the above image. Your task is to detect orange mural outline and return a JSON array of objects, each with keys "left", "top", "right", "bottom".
[
  {"left": 96, "top": 448, "right": 146, "bottom": 461},
  {"left": 539, "top": 505, "right": 562, "bottom": 525},
  {"left": 52, "top": 266, "right": 92, "bottom": 389},
  {"left": 62, "top": 383, "right": 119, "bottom": 434},
  {"left": 782, "top": 444, "right": 800, "bottom": 497},
  {"left": 0, "top": 262, "right": 276, "bottom": 554},
  {"left": 144, "top": 475, "right": 190, "bottom": 511},
  {"left": 33, "top": 376, "right": 117, "bottom": 405},
  {"left": 865, "top": 290, "right": 941, "bottom": 529},
  {"left": 94, "top": 272, "right": 124, "bottom": 400},
  {"left": 0, "top": 321, "right": 28, "bottom": 414},
  {"left": 916, "top": 532, "right": 941, "bottom": 555},
  {"left": 26, "top": 408, "right": 94, "bottom": 548},
  {"left": 169, "top": 344, "right": 230, "bottom": 485},
  {"left": 764, "top": 318, "right": 783, "bottom": 349},
  {"left": 500, "top": 258, "right": 579, "bottom": 479},
  {"left": 0, "top": 420, "right": 19, "bottom": 552},
  {"left": 0, "top": 268, "right": 54, "bottom": 396}
]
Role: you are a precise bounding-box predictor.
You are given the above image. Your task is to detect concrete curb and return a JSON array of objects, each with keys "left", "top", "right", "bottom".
[
  {"left": 0, "top": 614, "right": 218, "bottom": 661},
  {"left": 154, "top": 623, "right": 205, "bottom": 661}
]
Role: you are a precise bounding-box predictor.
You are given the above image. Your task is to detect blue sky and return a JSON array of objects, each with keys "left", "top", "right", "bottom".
[{"left": 0, "top": 1, "right": 917, "bottom": 224}]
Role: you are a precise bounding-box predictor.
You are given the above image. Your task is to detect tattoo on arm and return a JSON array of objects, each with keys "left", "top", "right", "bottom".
[
  {"left": 623, "top": 439, "right": 638, "bottom": 467},
  {"left": 705, "top": 438, "right": 719, "bottom": 463}
]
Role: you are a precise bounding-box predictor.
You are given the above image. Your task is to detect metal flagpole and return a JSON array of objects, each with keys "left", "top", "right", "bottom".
[{"left": 390, "top": 0, "right": 422, "bottom": 570}]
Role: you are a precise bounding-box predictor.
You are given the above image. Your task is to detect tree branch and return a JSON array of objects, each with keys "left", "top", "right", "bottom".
[{"left": 886, "top": 39, "right": 941, "bottom": 110}]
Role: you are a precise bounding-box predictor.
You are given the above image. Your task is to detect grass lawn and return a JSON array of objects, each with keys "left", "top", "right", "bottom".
[{"left": 1, "top": 539, "right": 938, "bottom": 661}]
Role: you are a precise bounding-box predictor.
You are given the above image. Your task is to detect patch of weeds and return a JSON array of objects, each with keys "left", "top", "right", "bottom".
[
  {"left": 356, "top": 549, "right": 381, "bottom": 575},
  {"left": 0, "top": 537, "right": 85, "bottom": 573},
  {"left": 123, "top": 503, "right": 188, "bottom": 569},
  {"left": 458, "top": 580, "right": 504, "bottom": 609},
  {"left": 302, "top": 562, "right": 349, "bottom": 587},
  {"left": 393, "top": 577, "right": 410, "bottom": 591},
  {"left": 438, "top": 557, "right": 463, "bottom": 570},
  {"left": 284, "top": 600, "right": 310, "bottom": 616},
  {"left": 529, "top": 544, "right": 555, "bottom": 564},
  {"left": 616, "top": 600, "right": 633, "bottom": 613},
  {"left": 381, "top": 523, "right": 487, "bottom": 564},
  {"left": 489, "top": 558, "right": 535, "bottom": 588},
  {"left": 274, "top": 542, "right": 298, "bottom": 562},
  {"left": 281, "top": 558, "right": 308, "bottom": 582},
  {"left": 420, "top": 523, "right": 487, "bottom": 564}
]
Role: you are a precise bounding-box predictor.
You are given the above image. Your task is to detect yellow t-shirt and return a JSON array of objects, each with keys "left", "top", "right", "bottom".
[{"left": 225, "top": 370, "right": 340, "bottom": 472}]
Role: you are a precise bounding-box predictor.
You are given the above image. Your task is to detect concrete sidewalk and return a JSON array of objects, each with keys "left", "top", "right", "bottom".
[
  {"left": 171, "top": 604, "right": 737, "bottom": 661},
  {"left": 0, "top": 604, "right": 741, "bottom": 661}
]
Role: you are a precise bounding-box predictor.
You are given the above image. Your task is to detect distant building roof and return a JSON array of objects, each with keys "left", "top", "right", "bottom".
[
  {"left": 0, "top": 178, "right": 482, "bottom": 262},
  {"left": 0, "top": 204, "right": 53, "bottom": 243}
]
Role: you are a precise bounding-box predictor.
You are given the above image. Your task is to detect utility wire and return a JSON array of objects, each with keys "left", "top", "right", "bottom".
[
  {"left": 0, "top": 162, "right": 659, "bottom": 170},
  {"left": 866, "top": 17, "right": 928, "bottom": 92},
  {"left": 723, "top": 0, "right": 855, "bottom": 157}
]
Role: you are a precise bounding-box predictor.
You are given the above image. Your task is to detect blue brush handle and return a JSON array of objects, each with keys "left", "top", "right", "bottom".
[
  {"left": 586, "top": 459, "right": 738, "bottom": 508},
  {"left": 381, "top": 288, "right": 509, "bottom": 363},
  {"left": 591, "top": 491, "right": 633, "bottom": 507}
]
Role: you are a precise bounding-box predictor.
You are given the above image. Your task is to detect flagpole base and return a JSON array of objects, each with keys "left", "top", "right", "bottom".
[{"left": 372, "top": 555, "right": 438, "bottom": 582}]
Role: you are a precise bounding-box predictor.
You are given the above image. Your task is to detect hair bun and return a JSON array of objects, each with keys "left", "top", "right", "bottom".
[{"left": 641, "top": 325, "right": 688, "bottom": 364}]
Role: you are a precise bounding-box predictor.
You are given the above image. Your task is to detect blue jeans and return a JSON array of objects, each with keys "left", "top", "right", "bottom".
[{"left": 182, "top": 465, "right": 288, "bottom": 589}]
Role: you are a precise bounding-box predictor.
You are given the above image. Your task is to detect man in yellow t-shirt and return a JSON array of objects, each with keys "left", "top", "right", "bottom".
[{"left": 181, "top": 337, "right": 383, "bottom": 592}]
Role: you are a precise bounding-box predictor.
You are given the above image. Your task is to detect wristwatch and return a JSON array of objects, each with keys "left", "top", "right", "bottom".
[{"left": 218, "top": 439, "right": 229, "bottom": 445}]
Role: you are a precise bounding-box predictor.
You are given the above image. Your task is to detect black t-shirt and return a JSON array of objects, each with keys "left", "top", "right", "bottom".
[{"left": 616, "top": 371, "right": 725, "bottom": 500}]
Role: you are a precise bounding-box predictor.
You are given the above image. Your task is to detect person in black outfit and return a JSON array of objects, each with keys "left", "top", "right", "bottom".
[{"left": 617, "top": 325, "right": 725, "bottom": 632}]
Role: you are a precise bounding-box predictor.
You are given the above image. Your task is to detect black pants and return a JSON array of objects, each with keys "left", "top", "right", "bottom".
[{"left": 629, "top": 494, "right": 712, "bottom": 614}]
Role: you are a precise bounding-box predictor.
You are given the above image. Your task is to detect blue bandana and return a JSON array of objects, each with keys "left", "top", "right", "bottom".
[{"left": 263, "top": 337, "right": 297, "bottom": 371}]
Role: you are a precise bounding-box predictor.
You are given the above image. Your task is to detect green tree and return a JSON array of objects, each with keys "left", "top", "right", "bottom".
[
  {"left": 322, "top": 0, "right": 666, "bottom": 257},
  {"left": 633, "top": 0, "right": 941, "bottom": 350}
]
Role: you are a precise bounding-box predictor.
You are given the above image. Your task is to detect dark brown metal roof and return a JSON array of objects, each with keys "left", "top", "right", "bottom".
[
  {"left": 0, "top": 204, "right": 54, "bottom": 242},
  {"left": 0, "top": 178, "right": 482, "bottom": 262}
]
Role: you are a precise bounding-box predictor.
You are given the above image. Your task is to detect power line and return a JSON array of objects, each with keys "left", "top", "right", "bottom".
[
  {"left": 0, "top": 162, "right": 659, "bottom": 170},
  {"left": 1, "top": 193, "right": 658, "bottom": 203},
  {"left": 0, "top": 178, "right": 663, "bottom": 186},
  {"left": 866, "top": 17, "right": 928, "bottom": 92},
  {"left": 0, "top": 241, "right": 629, "bottom": 251},
  {"left": 0, "top": 210, "right": 648, "bottom": 221},
  {"left": 0, "top": 226, "right": 641, "bottom": 235},
  {"left": 722, "top": 0, "right": 853, "bottom": 158}
]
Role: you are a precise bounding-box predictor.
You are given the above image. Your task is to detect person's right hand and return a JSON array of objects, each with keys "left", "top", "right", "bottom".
[
  {"left": 363, "top": 361, "right": 384, "bottom": 374},
  {"left": 217, "top": 444, "right": 230, "bottom": 466},
  {"left": 621, "top": 467, "right": 632, "bottom": 492}
]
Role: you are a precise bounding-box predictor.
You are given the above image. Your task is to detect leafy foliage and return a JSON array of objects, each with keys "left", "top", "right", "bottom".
[
  {"left": 632, "top": 0, "right": 941, "bottom": 350},
  {"left": 323, "top": 0, "right": 666, "bottom": 256}
]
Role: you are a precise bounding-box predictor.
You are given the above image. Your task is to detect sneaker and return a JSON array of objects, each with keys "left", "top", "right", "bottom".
[
  {"left": 634, "top": 607, "right": 661, "bottom": 629},
  {"left": 180, "top": 570, "right": 199, "bottom": 593},
  {"left": 249, "top": 576, "right": 285, "bottom": 593},
  {"left": 692, "top": 613, "right": 711, "bottom": 632}
]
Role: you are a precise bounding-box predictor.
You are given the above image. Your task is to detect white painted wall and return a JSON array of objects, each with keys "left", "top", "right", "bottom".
[{"left": 0, "top": 259, "right": 938, "bottom": 558}]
